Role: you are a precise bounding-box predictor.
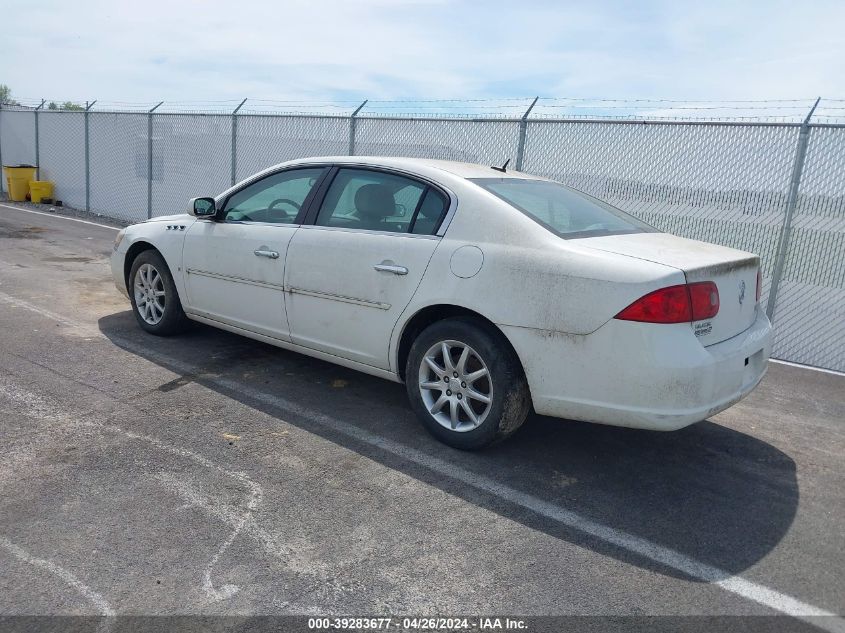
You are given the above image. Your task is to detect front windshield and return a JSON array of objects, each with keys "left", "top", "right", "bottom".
[{"left": 470, "top": 177, "right": 656, "bottom": 239}]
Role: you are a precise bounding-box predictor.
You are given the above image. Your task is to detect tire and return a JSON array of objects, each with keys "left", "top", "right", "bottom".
[
  {"left": 128, "top": 249, "right": 189, "bottom": 336},
  {"left": 405, "top": 317, "right": 531, "bottom": 450}
]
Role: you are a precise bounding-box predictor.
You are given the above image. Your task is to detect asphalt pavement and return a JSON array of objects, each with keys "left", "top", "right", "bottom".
[{"left": 0, "top": 202, "right": 842, "bottom": 632}]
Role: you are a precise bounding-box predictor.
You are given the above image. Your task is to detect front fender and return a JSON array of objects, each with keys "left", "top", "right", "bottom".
[{"left": 116, "top": 216, "right": 195, "bottom": 300}]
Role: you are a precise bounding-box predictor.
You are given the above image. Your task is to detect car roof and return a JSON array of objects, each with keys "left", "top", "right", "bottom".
[{"left": 282, "top": 156, "right": 548, "bottom": 181}]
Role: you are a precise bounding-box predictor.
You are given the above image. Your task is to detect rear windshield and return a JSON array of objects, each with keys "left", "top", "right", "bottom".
[{"left": 470, "top": 178, "right": 656, "bottom": 239}]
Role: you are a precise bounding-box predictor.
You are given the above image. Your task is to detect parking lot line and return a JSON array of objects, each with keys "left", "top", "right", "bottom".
[
  {"left": 769, "top": 359, "right": 845, "bottom": 377},
  {"left": 0, "top": 290, "right": 98, "bottom": 332},
  {"left": 0, "top": 288, "right": 841, "bottom": 630},
  {"left": 0, "top": 535, "right": 116, "bottom": 617},
  {"left": 0, "top": 203, "right": 120, "bottom": 231},
  {"left": 0, "top": 367, "right": 263, "bottom": 605}
]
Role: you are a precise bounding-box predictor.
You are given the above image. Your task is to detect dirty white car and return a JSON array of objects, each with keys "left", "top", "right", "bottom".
[{"left": 112, "top": 157, "right": 771, "bottom": 449}]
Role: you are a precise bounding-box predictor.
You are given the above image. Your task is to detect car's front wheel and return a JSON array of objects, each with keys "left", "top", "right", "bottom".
[
  {"left": 128, "top": 249, "right": 188, "bottom": 336},
  {"left": 405, "top": 317, "right": 531, "bottom": 450}
]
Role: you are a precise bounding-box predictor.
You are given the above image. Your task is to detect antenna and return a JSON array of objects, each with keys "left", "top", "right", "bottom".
[{"left": 491, "top": 158, "right": 511, "bottom": 173}]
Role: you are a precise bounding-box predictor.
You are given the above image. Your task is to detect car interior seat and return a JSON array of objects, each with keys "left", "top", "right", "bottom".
[{"left": 354, "top": 184, "right": 396, "bottom": 230}]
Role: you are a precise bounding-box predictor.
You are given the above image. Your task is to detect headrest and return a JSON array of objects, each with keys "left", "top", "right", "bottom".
[{"left": 355, "top": 184, "right": 395, "bottom": 220}]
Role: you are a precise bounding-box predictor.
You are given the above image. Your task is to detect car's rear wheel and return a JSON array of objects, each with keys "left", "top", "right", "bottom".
[
  {"left": 128, "top": 250, "right": 188, "bottom": 336},
  {"left": 405, "top": 317, "right": 531, "bottom": 450}
]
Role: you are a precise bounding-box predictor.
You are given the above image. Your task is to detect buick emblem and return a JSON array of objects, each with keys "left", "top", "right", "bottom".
[{"left": 738, "top": 280, "right": 746, "bottom": 305}]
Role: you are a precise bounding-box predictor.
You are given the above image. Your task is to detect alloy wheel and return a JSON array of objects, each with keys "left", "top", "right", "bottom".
[
  {"left": 134, "top": 263, "right": 166, "bottom": 325},
  {"left": 418, "top": 339, "right": 493, "bottom": 432}
]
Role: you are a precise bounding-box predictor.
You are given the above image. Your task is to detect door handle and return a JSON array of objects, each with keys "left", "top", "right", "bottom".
[
  {"left": 254, "top": 249, "right": 280, "bottom": 259},
  {"left": 374, "top": 263, "right": 408, "bottom": 275}
]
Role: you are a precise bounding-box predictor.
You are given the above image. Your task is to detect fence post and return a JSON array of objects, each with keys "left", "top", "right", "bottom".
[
  {"left": 765, "top": 97, "right": 820, "bottom": 322},
  {"left": 348, "top": 100, "right": 368, "bottom": 156},
  {"left": 231, "top": 98, "right": 247, "bottom": 186},
  {"left": 515, "top": 96, "right": 539, "bottom": 171},
  {"left": 147, "top": 101, "right": 164, "bottom": 219},
  {"left": 34, "top": 99, "right": 45, "bottom": 180},
  {"left": 84, "top": 100, "right": 96, "bottom": 212}
]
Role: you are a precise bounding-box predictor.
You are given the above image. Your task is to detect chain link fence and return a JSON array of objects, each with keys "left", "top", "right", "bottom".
[
  {"left": 38, "top": 111, "right": 86, "bottom": 209},
  {"left": 1, "top": 103, "right": 843, "bottom": 372},
  {"left": 235, "top": 115, "right": 349, "bottom": 182},
  {"left": 769, "top": 125, "right": 845, "bottom": 370},
  {"left": 151, "top": 113, "right": 231, "bottom": 217},
  {"left": 522, "top": 121, "right": 802, "bottom": 309}
]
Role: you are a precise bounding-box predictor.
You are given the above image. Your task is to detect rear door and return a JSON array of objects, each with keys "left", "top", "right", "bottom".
[
  {"left": 285, "top": 167, "right": 450, "bottom": 369},
  {"left": 181, "top": 167, "right": 326, "bottom": 340}
]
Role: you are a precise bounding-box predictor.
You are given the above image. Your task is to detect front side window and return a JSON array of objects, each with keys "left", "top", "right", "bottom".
[
  {"left": 314, "top": 168, "right": 446, "bottom": 235},
  {"left": 222, "top": 168, "right": 324, "bottom": 224},
  {"left": 470, "top": 178, "right": 656, "bottom": 239}
]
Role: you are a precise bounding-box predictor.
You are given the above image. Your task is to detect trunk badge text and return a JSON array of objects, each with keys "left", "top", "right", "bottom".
[{"left": 738, "top": 280, "right": 746, "bottom": 305}]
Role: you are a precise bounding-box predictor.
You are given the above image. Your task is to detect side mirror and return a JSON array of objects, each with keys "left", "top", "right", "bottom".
[{"left": 189, "top": 197, "right": 216, "bottom": 217}]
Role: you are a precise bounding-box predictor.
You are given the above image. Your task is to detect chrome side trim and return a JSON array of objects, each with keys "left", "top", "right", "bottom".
[
  {"left": 225, "top": 220, "right": 301, "bottom": 228},
  {"left": 296, "top": 224, "right": 439, "bottom": 240},
  {"left": 186, "top": 268, "right": 285, "bottom": 291},
  {"left": 287, "top": 286, "right": 391, "bottom": 310}
]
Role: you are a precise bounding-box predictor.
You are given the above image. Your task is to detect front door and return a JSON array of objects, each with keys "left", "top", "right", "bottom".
[
  {"left": 285, "top": 167, "right": 449, "bottom": 369},
  {"left": 181, "top": 167, "right": 326, "bottom": 341}
]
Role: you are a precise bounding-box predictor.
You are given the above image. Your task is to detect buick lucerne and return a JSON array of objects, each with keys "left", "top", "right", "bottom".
[{"left": 111, "top": 157, "right": 772, "bottom": 449}]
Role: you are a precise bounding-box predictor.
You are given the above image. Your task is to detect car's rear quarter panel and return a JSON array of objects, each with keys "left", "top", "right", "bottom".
[
  {"left": 393, "top": 182, "right": 685, "bottom": 350},
  {"left": 392, "top": 174, "right": 771, "bottom": 430}
]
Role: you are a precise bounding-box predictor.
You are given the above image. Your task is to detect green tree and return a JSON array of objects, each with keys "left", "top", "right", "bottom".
[
  {"left": 48, "top": 101, "right": 58, "bottom": 110},
  {"left": 61, "top": 101, "right": 84, "bottom": 111},
  {"left": 0, "top": 84, "right": 17, "bottom": 105}
]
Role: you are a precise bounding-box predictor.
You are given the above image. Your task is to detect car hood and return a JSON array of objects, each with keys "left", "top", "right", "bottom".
[{"left": 144, "top": 213, "right": 195, "bottom": 224}]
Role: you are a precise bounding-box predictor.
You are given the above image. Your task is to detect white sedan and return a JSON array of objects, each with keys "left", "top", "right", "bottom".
[{"left": 111, "top": 156, "right": 772, "bottom": 449}]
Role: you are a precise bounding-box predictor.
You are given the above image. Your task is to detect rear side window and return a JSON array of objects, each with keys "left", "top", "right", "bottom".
[
  {"left": 315, "top": 168, "right": 448, "bottom": 235},
  {"left": 470, "top": 177, "right": 655, "bottom": 239},
  {"left": 410, "top": 189, "right": 448, "bottom": 235}
]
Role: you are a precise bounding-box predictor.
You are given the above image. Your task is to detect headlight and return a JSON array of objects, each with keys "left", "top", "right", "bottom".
[{"left": 113, "top": 229, "right": 126, "bottom": 251}]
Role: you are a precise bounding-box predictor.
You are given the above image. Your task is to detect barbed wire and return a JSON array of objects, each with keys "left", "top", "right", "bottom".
[{"left": 2, "top": 96, "right": 843, "bottom": 123}]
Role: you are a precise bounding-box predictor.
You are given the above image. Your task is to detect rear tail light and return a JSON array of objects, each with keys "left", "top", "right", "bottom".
[
  {"left": 756, "top": 269, "right": 762, "bottom": 303},
  {"left": 689, "top": 281, "right": 719, "bottom": 320},
  {"left": 614, "top": 285, "right": 692, "bottom": 323},
  {"left": 615, "top": 282, "right": 720, "bottom": 324}
]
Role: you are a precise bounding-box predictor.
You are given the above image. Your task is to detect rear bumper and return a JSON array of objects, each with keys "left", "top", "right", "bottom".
[{"left": 502, "top": 307, "right": 772, "bottom": 431}]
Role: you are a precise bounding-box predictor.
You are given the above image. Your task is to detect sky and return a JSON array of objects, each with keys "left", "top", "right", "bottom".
[{"left": 1, "top": 0, "right": 844, "bottom": 116}]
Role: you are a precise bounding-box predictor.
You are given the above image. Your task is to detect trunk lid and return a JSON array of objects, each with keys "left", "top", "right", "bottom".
[{"left": 581, "top": 232, "right": 760, "bottom": 346}]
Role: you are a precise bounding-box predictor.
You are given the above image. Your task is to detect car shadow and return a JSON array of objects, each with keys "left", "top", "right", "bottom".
[{"left": 98, "top": 311, "right": 798, "bottom": 582}]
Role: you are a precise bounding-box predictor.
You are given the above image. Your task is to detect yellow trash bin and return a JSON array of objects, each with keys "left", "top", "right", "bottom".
[
  {"left": 3, "top": 165, "right": 37, "bottom": 201},
  {"left": 29, "top": 181, "right": 54, "bottom": 204}
]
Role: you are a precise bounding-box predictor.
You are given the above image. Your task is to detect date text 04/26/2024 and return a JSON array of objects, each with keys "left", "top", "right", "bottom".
[{"left": 307, "top": 617, "right": 528, "bottom": 630}]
